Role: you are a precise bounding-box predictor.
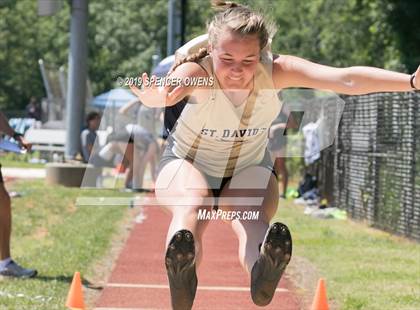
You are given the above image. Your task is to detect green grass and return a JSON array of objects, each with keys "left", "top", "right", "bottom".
[
  {"left": 0, "top": 152, "right": 45, "bottom": 168},
  {"left": 274, "top": 200, "right": 420, "bottom": 310},
  {"left": 0, "top": 160, "right": 45, "bottom": 169},
  {"left": 2, "top": 178, "right": 419, "bottom": 309},
  {"left": 0, "top": 179, "right": 133, "bottom": 310}
]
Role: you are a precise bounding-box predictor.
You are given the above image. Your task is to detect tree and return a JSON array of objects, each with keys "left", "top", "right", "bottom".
[
  {"left": 88, "top": 0, "right": 168, "bottom": 95},
  {"left": 0, "top": 0, "right": 418, "bottom": 113}
]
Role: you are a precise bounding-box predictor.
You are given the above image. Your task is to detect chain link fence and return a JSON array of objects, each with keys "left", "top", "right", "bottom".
[{"left": 310, "top": 92, "right": 419, "bottom": 240}]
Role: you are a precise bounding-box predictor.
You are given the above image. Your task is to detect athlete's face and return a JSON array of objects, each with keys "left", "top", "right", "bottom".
[{"left": 210, "top": 31, "right": 260, "bottom": 90}]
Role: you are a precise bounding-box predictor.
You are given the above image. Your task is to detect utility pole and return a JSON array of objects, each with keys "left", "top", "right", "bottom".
[
  {"left": 65, "top": 0, "right": 88, "bottom": 160},
  {"left": 38, "top": 0, "right": 88, "bottom": 158},
  {"left": 167, "top": 0, "right": 186, "bottom": 56}
]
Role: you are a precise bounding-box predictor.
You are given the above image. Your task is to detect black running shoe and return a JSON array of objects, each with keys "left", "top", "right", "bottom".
[
  {"left": 251, "top": 222, "right": 292, "bottom": 306},
  {"left": 165, "top": 229, "right": 197, "bottom": 310}
]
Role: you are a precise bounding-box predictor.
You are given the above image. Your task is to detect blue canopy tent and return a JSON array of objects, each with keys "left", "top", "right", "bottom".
[
  {"left": 90, "top": 88, "right": 137, "bottom": 109},
  {"left": 90, "top": 88, "right": 138, "bottom": 130},
  {"left": 151, "top": 55, "right": 175, "bottom": 77}
]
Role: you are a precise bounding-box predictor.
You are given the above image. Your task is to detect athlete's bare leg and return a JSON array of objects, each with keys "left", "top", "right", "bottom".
[
  {"left": 0, "top": 183, "right": 11, "bottom": 260},
  {"left": 218, "top": 166, "right": 279, "bottom": 273},
  {"left": 155, "top": 159, "right": 214, "bottom": 310},
  {"left": 155, "top": 159, "right": 214, "bottom": 266}
]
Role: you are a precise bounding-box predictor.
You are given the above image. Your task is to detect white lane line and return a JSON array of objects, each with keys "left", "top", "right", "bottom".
[
  {"left": 76, "top": 196, "right": 264, "bottom": 206},
  {"left": 106, "top": 282, "right": 288, "bottom": 293},
  {"left": 2, "top": 167, "right": 46, "bottom": 178}
]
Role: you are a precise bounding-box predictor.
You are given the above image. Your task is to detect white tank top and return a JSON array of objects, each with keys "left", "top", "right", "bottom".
[{"left": 171, "top": 54, "right": 281, "bottom": 177}]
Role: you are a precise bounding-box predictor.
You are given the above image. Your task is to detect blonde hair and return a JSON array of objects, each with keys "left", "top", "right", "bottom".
[{"left": 169, "top": 0, "right": 275, "bottom": 75}]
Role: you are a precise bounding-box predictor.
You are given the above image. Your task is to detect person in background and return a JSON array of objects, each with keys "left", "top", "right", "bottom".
[
  {"left": 118, "top": 101, "right": 161, "bottom": 189},
  {"left": 119, "top": 99, "right": 162, "bottom": 138},
  {"left": 80, "top": 111, "right": 102, "bottom": 163},
  {"left": 25, "top": 97, "right": 41, "bottom": 121},
  {"left": 268, "top": 103, "right": 298, "bottom": 198},
  {"left": 0, "top": 111, "right": 37, "bottom": 278},
  {"left": 81, "top": 111, "right": 156, "bottom": 191}
]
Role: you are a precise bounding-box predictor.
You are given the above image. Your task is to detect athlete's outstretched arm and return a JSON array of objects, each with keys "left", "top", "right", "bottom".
[
  {"left": 273, "top": 55, "right": 419, "bottom": 95},
  {"left": 129, "top": 62, "right": 209, "bottom": 108}
]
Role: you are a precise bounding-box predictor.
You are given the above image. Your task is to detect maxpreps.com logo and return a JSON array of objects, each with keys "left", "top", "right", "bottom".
[{"left": 197, "top": 209, "right": 260, "bottom": 221}]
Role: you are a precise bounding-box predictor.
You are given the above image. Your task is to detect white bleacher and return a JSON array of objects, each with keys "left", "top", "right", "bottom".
[{"left": 24, "top": 128, "right": 108, "bottom": 154}]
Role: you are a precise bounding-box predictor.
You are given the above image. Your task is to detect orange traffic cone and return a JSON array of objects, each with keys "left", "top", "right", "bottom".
[
  {"left": 66, "top": 271, "right": 85, "bottom": 310},
  {"left": 311, "top": 278, "right": 329, "bottom": 310}
]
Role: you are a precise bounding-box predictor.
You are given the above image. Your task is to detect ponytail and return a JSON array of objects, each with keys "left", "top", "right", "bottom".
[{"left": 168, "top": 47, "right": 209, "bottom": 75}]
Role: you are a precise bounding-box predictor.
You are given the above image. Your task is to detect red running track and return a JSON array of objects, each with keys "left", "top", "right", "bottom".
[{"left": 95, "top": 205, "right": 302, "bottom": 310}]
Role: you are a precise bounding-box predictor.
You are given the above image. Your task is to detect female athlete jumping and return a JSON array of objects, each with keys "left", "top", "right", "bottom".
[{"left": 130, "top": 1, "right": 419, "bottom": 308}]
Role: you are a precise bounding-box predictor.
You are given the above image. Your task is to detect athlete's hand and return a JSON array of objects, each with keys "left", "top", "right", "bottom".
[
  {"left": 129, "top": 73, "right": 184, "bottom": 108},
  {"left": 15, "top": 135, "right": 31, "bottom": 151}
]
